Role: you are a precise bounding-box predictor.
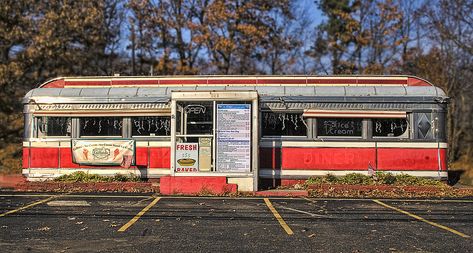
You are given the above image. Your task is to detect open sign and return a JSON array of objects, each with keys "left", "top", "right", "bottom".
[{"left": 185, "top": 105, "right": 206, "bottom": 114}]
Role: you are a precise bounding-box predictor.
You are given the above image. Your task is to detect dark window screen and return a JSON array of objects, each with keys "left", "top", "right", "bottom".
[
  {"left": 262, "top": 112, "right": 307, "bottom": 136},
  {"left": 132, "top": 116, "right": 170, "bottom": 136},
  {"left": 37, "top": 117, "right": 71, "bottom": 136},
  {"left": 317, "top": 118, "right": 362, "bottom": 137},
  {"left": 80, "top": 117, "right": 122, "bottom": 136},
  {"left": 373, "top": 118, "right": 408, "bottom": 137}
]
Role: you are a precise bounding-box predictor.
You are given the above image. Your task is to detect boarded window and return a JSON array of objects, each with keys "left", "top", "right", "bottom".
[
  {"left": 132, "top": 116, "right": 170, "bottom": 136},
  {"left": 80, "top": 117, "right": 122, "bottom": 137},
  {"left": 373, "top": 118, "right": 408, "bottom": 137},
  {"left": 37, "top": 117, "right": 71, "bottom": 137},
  {"left": 317, "top": 118, "right": 362, "bottom": 137},
  {"left": 262, "top": 112, "right": 307, "bottom": 136}
]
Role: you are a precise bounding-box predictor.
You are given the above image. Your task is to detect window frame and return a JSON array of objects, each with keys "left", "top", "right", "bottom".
[
  {"left": 370, "top": 117, "right": 410, "bottom": 140},
  {"left": 260, "top": 110, "right": 311, "bottom": 140},
  {"left": 78, "top": 116, "right": 125, "bottom": 138},
  {"left": 34, "top": 116, "right": 72, "bottom": 138},
  {"left": 313, "top": 117, "right": 365, "bottom": 140},
  {"left": 130, "top": 116, "right": 171, "bottom": 138}
]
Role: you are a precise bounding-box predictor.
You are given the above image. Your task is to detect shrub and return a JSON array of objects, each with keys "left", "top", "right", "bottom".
[
  {"left": 54, "top": 171, "right": 142, "bottom": 182},
  {"left": 305, "top": 172, "right": 444, "bottom": 186}
]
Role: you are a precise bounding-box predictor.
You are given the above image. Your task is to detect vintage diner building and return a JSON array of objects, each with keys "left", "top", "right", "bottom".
[{"left": 22, "top": 76, "right": 448, "bottom": 192}]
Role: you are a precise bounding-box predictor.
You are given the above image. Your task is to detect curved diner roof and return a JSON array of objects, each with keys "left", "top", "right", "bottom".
[{"left": 24, "top": 75, "right": 447, "bottom": 104}]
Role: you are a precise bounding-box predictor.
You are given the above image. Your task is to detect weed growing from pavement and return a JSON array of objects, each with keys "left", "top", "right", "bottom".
[
  {"left": 54, "top": 171, "right": 143, "bottom": 182},
  {"left": 305, "top": 172, "right": 445, "bottom": 187}
]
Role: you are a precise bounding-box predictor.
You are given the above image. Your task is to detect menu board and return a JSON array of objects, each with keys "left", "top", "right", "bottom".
[{"left": 216, "top": 104, "right": 251, "bottom": 172}]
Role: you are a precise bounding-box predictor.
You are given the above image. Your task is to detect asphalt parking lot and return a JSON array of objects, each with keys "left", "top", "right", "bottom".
[{"left": 1, "top": 193, "right": 472, "bottom": 252}]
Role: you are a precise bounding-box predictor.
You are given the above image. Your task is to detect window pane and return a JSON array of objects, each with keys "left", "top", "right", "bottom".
[
  {"left": 373, "top": 118, "right": 408, "bottom": 137},
  {"left": 37, "top": 117, "right": 71, "bottom": 137},
  {"left": 262, "top": 112, "right": 307, "bottom": 136},
  {"left": 317, "top": 118, "right": 362, "bottom": 137},
  {"left": 184, "top": 103, "right": 213, "bottom": 134},
  {"left": 132, "top": 116, "right": 170, "bottom": 136},
  {"left": 80, "top": 117, "right": 122, "bottom": 136}
]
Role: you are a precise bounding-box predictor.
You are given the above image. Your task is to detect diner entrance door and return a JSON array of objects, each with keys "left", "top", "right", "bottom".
[{"left": 170, "top": 91, "right": 259, "bottom": 191}]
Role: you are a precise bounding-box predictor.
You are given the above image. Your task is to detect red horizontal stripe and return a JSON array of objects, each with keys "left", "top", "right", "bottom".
[
  {"left": 159, "top": 79, "right": 207, "bottom": 85},
  {"left": 65, "top": 80, "right": 111, "bottom": 86},
  {"left": 207, "top": 79, "right": 256, "bottom": 85},
  {"left": 112, "top": 79, "right": 159, "bottom": 85},
  {"left": 357, "top": 79, "right": 406, "bottom": 85},
  {"left": 257, "top": 79, "right": 305, "bottom": 84}
]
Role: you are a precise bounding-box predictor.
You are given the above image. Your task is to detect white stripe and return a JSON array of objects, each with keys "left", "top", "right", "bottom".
[
  {"left": 28, "top": 141, "right": 60, "bottom": 148},
  {"left": 259, "top": 141, "right": 447, "bottom": 149},
  {"left": 148, "top": 141, "right": 171, "bottom": 147},
  {"left": 24, "top": 141, "right": 171, "bottom": 148},
  {"left": 23, "top": 168, "right": 171, "bottom": 180},
  {"left": 377, "top": 142, "right": 448, "bottom": 148},
  {"left": 259, "top": 169, "right": 447, "bottom": 178},
  {"left": 260, "top": 141, "right": 375, "bottom": 148}
]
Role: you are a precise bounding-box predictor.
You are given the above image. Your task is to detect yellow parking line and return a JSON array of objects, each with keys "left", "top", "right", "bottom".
[
  {"left": 118, "top": 197, "right": 161, "bottom": 232},
  {"left": 264, "top": 198, "right": 294, "bottom": 235},
  {"left": 0, "top": 196, "right": 58, "bottom": 217},
  {"left": 373, "top": 199, "right": 470, "bottom": 238}
]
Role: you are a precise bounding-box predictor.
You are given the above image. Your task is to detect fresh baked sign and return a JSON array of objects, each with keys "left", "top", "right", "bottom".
[
  {"left": 72, "top": 139, "right": 135, "bottom": 166},
  {"left": 175, "top": 143, "right": 199, "bottom": 172}
]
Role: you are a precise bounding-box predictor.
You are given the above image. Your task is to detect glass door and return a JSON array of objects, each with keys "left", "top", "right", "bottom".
[{"left": 175, "top": 101, "right": 214, "bottom": 172}]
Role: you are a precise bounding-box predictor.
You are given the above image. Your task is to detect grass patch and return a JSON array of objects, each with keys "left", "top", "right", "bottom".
[
  {"left": 305, "top": 172, "right": 445, "bottom": 187},
  {"left": 54, "top": 171, "right": 142, "bottom": 183}
]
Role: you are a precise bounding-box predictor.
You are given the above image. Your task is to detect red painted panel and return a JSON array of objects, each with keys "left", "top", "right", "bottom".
[
  {"left": 259, "top": 148, "right": 281, "bottom": 169},
  {"left": 149, "top": 147, "right": 171, "bottom": 168},
  {"left": 159, "top": 176, "right": 236, "bottom": 195},
  {"left": 30, "top": 148, "right": 59, "bottom": 168},
  {"left": 135, "top": 147, "right": 148, "bottom": 167},
  {"left": 377, "top": 148, "right": 442, "bottom": 171},
  {"left": 281, "top": 148, "right": 376, "bottom": 170},
  {"left": 60, "top": 148, "right": 80, "bottom": 168},
  {"left": 22, "top": 148, "right": 29, "bottom": 168},
  {"left": 407, "top": 77, "right": 430, "bottom": 86},
  {"left": 43, "top": 79, "right": 65, "bottom": 88}
]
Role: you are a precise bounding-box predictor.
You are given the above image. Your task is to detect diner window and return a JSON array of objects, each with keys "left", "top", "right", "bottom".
[
  {"left": 316, "top": 118, "right": 362, "bottom": 137},
  {"left": 37, "top": 117, "right": 71, "bottom": 137},
  {"left": 184, "top": 102, "right": 213, "bottom": 135},
  {"left": 80, "top": 117, "right": 122, "bottom": 137},
  {"left": 132, "top": 116, "right": 171, "bottom": 136},
  {"left": 262, "top": 112, "right": 307, "bottom": 136},
  {"left": 373, "top": 118, "right": 408, "bottom": 137}
]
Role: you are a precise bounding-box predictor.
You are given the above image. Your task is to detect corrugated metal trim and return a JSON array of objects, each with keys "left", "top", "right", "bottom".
[
  {"left": 303, "top": 110, "right": 406, "bottom": 118},
  {"left": 261, "top": 102, "right": 439, "bottom": 110},
  {"left": 36, "top": 103, "right": 171, "bottom": 111}
]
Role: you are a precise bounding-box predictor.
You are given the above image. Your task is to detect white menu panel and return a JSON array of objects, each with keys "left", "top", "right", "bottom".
[{"left": 216, "top": 104, "right": 251, "bottom": 172}]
